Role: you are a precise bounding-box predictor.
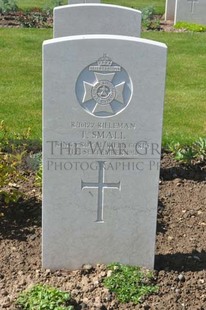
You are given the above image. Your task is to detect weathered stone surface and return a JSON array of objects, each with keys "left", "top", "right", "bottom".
[
  {"left": 175, "top": 0, "right": 206, "bottom": 25},
  {"left": 42, "top": 34, "right": 167, "bottom": 270},
  {"left": 165, "top": 0, "right": 176, "bottom": 20},
  {"left": 54, "top": 4, "right": 141, "bottom": 38}
]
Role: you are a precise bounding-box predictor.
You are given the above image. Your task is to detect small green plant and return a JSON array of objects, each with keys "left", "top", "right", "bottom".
[
  {"left": 103, "top": 263, "right": 158, "bottom": 304},
  {"left": 174, "top": 21, "right": 206, "bottom": 32},
  {"left": 141, "top": 6, "right": 160, "bottom": 30},
  {"left": 26, "top": 151, "right": 42, "bottom": 187},
  {"left": 16, "top": 284, "right": 74, "bottom": 310},
  {"left": 19, "top": 11, "right": 52, "bottom": 28},
  {"left": 167, "top": 138, "right": 206, "bottom": 164},
  {"left": 142, "top": 5, "right": 155, "bottom": 21},
  {"left": 0, "top": 0, "right": 18, "bottom": 13},
  {"left": 35, "top": 162, "right": 42, "bottom": 187},
  {"left": 168, "top": 142, "right": 197, "bottom": 163},
  {"left": 0, "top": 121, "right": 31, "bottom": 205},
  {"left": 43, "top": 0, "right": 63, "bottom": 14},
  {"left": 0, "top": 150, "right": 25, "bottom": 204},
  {"left": 193, "top": 137, "right": 206, "bottom": 161},
  {"left": 0, "top": 120, "right": 31, "bottom": 153}
]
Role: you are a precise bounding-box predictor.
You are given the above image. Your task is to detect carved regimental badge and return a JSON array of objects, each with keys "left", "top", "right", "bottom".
[{"left": 75, "top": 54, "right": 133, "bottom": 118}]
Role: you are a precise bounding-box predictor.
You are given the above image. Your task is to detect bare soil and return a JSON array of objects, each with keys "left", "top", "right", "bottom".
[{"left": 0, "top": 153, "right": 205, "bottom": 309}]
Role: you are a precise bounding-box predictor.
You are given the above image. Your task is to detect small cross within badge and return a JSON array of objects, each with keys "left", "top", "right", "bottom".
[
  {"left": 187, "top": 0, "right": 198, "bottom": 13},
  {"left": 81, "top": 161, "right": 121, "bottom": 223}
]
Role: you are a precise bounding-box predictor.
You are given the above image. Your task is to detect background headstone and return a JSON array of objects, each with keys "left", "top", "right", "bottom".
[
  {"left": 54, "top": 4, "right": 141, "bottom": 38},
  {"left": 69, "top": 0, "right": 100, "bottom": 3},
  {"left": 43, "top": 34, "right": 167, "bottom": 270},
  {"left": 175, "top": 0, "right": 206, "bottom": 25},
  {"left": 165, "top": 0, "right": 176, "bottom": 20}
]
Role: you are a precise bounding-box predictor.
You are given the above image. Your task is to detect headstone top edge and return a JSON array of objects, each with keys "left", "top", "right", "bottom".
[
  {"left": 53, "top": 3, "right": 141, "bottom": 14},
  {"left": 43, "top": 34, "right": 167, "bottom": 49}
]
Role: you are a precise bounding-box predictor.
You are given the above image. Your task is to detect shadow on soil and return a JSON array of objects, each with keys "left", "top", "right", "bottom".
[
  {"left": 156, "top": 200, "right": 168, "bottom": 234},
  {"left": 160, "top": 162, "right": 206, "bottom": 182},
  {"left": 0, "top": 197, "right": 41, "bottom": 240},
  {"left": 155, "top": 250, "right": 206, "bottom": 272}
]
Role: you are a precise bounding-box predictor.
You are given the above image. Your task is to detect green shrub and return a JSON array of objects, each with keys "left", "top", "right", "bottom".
[
  {"left": 174, "top": 21, "right": 206, "bottom": 32},
  {"left": 104, "top": 263, "right": 158, "bottom": 304},
  {"left": 167, "top": 137, "right": 206, "bottom": 164},
  {"left": 19, "top": 11, "right": 52, "bottom": 28},
  {"left": 42, "top": 0, "right": 63, "bottom": 14},
  {"left": 0, "top": 121, "right": 30, "bottom": 204},
  {"left": 26, "top": 151, "right": 42, "bottom": 187},
  {"left": 0, "top": 120, "right": 31, "bottom": 153},
  {"left": 142, "top": 6, "right": 160, "bottom": 30},
  {"left": 193, "top": 137, "right": 206, "bottom": 161},
  {"left": 0, "top": 149, "right": 25, "bottom": 204},
  {"left": 35, "top": 163, "right": 42, "bottom": 187},
  {"left": 16, "top": 284, "right": 74, "bottom": 310},
  {"left": 0, "top": 0, "right": 18, "bottom": 13}
]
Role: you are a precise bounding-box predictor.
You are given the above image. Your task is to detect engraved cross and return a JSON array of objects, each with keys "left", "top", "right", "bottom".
[
  {"left": 187, "top": 0, "right": 198, "bottom": 13},
  {"left": 81, "top": 161, "right": 121, "bottom": 223}
]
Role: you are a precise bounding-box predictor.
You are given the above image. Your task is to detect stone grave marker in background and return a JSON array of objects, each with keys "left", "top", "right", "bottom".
[
  {"left": 54, "top": 4, "right": 141, "bottom": 38},
  {"left": 69, "top": 0, "right": 100, "bottom": 3},
  {"left": 43, "top": 34, "right": 167, "bottom": 270},
  {"left": 165, "top": 0, "right": 176, "bottom": 20},
  {"left": 175, "top": 0, "right": 206, "bottom": 25}
]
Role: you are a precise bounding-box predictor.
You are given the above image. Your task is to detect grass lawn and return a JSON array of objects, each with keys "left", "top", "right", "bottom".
[
  {"left": 16, "top": 0, "right": 165, "bottom": 13},
  {"left": 0, "top": 27, "right": 206, "bottom": 145},
  {"left": 0, "top": 29, "right": 52, "bottom": 141},
  {"left": 16, "top": 0, "right": 67, "bottom": 10},
  {"left": 143, "top": 32, "right": 206, "bottom": 145},
  {"left": 103, "top": 0, "right": 165, "bottom": 14}
]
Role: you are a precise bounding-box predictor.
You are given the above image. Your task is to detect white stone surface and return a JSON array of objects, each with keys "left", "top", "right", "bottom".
[
  {"left": 165, "top": 0, "right": 176, "bottom": 20},
  {"left": 175, "top": 0, "right": 206, "bottom": 25},
  {"left": 43, "top": 34, "right": 167, "bottom": 270},
  {"left": 54, "top": 4, "right": 141, "bottom": 38},
  {"left": 69, "top": 0, "right": 100, "bottom": 3}
]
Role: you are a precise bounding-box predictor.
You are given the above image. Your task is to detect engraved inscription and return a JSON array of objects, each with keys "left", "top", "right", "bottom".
[
  {"left": 81, "top": 161, "right": 121, "bottom": 223},
  {"left": 187, "top": 0, "right": 198, "bottom": 13},
  {"left": 76, "top": 54, "right": 133, "bottom": 118},
  {"left": 46, "top": 140, "right": 161, "bottom": 157},
  {"left": 71, "top": 121, "right": 136, "bottom": 129}
]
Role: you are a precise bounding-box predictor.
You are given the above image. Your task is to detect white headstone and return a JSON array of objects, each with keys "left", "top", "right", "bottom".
[
  {"left": 69, "top": 0, "right": 100, "bottom": 3},
  {"left": 175, "top": 0, "right": 206, "bottom": 25},
  {"left": 43, "top": 34, "right": 167, "bottom": 270},
  {"left": 54, "top": 4, "right": 141, "bottom": 38},
  {"left": 165, "top": 0, "right": 176, "bottom": 20}
]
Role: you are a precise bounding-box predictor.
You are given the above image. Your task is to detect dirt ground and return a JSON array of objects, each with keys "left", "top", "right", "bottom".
[{"left": 0, "top": 153, "right": 205, "bottom": 309}]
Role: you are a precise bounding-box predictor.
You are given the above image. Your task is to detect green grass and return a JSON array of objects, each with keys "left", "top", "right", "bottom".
[
  {"left": 175, "top": 21, "right": 206, "bottom": 32},
  {"left": 1, "top": 28, "right": 206, "bottom": 144},
  {"left": 0, "top": 28, "right": 52, "bottom": 140},
  {"left": 15, "top": 0, "right": 67, "bottom": 10},
  {"left": 16, "top": 0, "right": 165, "bottom": 13},
  {"left": 103, "top": 0, "right": 165, "bottom": 14},
  {"left": 142, "top": 32, "right": 206, "bottom": 145}
]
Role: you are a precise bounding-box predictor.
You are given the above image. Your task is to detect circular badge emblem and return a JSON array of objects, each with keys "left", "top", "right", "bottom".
[
  {"left": 75, "top": 54, "right": 133, "bottom": 118},
  {"left": 92, "top": 80, "right": 116, "bottom": 105}
]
